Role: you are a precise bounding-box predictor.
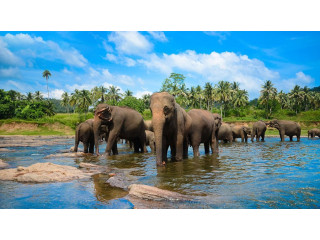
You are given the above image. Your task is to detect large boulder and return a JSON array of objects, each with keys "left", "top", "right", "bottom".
[
  {"left": 128, "top": 184, "right": 191, "bottom": 201},
  {"left": 0, "top": 162, "right": 108, "bottom": 183},
  {"left": 0, "top": 159, "right": 9, "bottom": 169}
]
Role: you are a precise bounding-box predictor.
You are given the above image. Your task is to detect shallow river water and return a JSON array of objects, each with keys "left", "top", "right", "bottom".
[{"left": 0, "top": 137, "right": 319, "bottom": 208}]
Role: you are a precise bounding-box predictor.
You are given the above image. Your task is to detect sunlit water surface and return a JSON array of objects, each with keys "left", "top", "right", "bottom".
[{"left": 0, "top": 137, "right": 319, "bottom": 208}]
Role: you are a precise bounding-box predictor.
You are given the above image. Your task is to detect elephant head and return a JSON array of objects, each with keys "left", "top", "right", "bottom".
[
  {"left": 268, "top": 119, "right": 280, "bottom": 130},
  {"left": 213, "top": 114, "right": 222, "bottom": 130},
  {"left": 243, "top": 126, "right": 251, "bottom": 135},
  {"left": 93, "top": 104, "right": 113, "bottom": 155},
  {"left": 150, "top": 92, "right": 176, "bottom": 165}
]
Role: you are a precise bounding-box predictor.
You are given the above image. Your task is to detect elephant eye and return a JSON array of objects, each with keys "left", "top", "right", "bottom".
[{"left": 163, "top": 106, "right": 170, "bottom": 115}]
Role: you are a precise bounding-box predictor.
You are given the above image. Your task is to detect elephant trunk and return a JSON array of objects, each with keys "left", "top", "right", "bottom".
[
  {"left": 74, "top": 127, "right": 79, "bottom": 152},
  {"left": 152, "top": 114, "right": 166, "bottom": 166},
  {"left": 93, "top": 117, "right": 102, "bottom": 155}
]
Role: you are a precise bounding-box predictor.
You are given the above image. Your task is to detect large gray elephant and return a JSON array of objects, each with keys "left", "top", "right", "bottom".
[
  {"left": 188, "top": 109, "right": 219, "bottom": 157},
  {"left": 144, "top": 120, "right": 153, "bottom": 131},
  {"left": 251, "top": 120, "right": 267, "bottom": 142},
  {"left": 93, "top": 104, "right": 147, "bottom": 155},
  {"left": 217, "top": 123, "right": 233, "bottom": 143},
  {"left": 231, "top": 125, "right": 251, "bottom": 142},
  {"left": 267, "top": 119, "right": 301, "bottom": 142},
  {"left": 145, "top": 130, "right": 156, "bottom": 152},
  {"left": 308, "top": 128, "right": 320, "bottom": 138},
  {"left": 150, "top": 92, "right": 192, "bottom": 166},
  {"left": 74, "top": 119, "right": 94, "bottom": 153}
]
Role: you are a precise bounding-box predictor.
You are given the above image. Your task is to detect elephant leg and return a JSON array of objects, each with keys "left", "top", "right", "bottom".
[
  {"left": 83, "top": 141, "right": 89, "bottom": 153},
  {"left": 256, "top": 133, "right": 260, "bottom": 142},
  {"left": 211, "top": 134, "right": 219, "bottom": 153},
  {"left": 204, "top": 141, "right": 210, "bottom": 154},
  {"left": 261, "top": 132, "right": 265, "bottom": 142},
  {"left": 105, "top": 130, "right": 119, "bottom": 155},
  {"left": 183, "top": 137, "right": 189, "bottom": 158},
  {"left": 175, "top": 133, "right": 184, "bottom": 161},
  {"left": 150, "top": 140, "right": 155, "bottom": 152},
  {"left": 297, "top": 133, "right": 301, "bottom": 142},
  {"left": 289, "top": 136, "right": 293, "bottom": 141},
  {"left": 139, "top": 132, "right": 147, "bottom": 153},
  {"left": 193, "top": 144, "right": 200, "bottom": 157},
  {"left": 89, "top": 138, "right": 94, "bottom": 153},
  {"left": 112, "top": 142, "right": 118, "bottom": 155},
  {"left": 280, "top": 131, "right": 285, "bottom": 142}
]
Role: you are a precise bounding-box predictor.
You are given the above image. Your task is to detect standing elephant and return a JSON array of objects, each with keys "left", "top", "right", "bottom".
[
  {"left": 93, "top": 104, "right": 147, "bottom": 155},
  {"left": 144, "top": 120, "right": 153, "bottom": 131},
  {"left": 231, "top": 125, "right": 251, "bottom": 142},
  {"left": 74, "top": 119, "right": 94, "bottom": 153},
  {"left": 308, "top": 128, "right": 320, "bottom": 138},
  {"left": 188, "top": 109, "right": 219, "bottom": 157},
  {"left": 251, "top": 120, "right": 267, "bottom": 142},
  {"left": 145, "top": 130, "right": 156, "bottom": 152},
  {"left": 267, "top": 119, "right": 301, "bottom": 142},
  {"left": 150, "top": 92, "right": 192, "bottom": 166},
  {"left": 217, "top": 123, "right": 233, "bottom": 143}
]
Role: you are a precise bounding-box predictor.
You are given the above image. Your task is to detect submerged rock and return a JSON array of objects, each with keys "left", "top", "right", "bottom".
[
  {"left": 79, "top": 162, "right": 109, "bottom": 174},
  {"left": 106, "top": 172, "right": 131, "bottom": 190},
  {"left": 128, "top": 184, "right": 191, "bottom": 201},
  {"left": 0, "top": 148, "right": 15, "bottom": 152},
  {"left": 44, "top": 152, "right": 86, "bottom": 158},
  {"left": 0, "top": 162, "right": 108, "bottom": 183},
  {"left": 0, "top": 159, "right": 9, "bottom": 169}
]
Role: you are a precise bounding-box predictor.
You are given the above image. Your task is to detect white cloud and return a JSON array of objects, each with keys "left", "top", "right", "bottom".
[
  {"left": 148, "top": 31, "right": 168, "bottom": 42},
  {"left": 50, "top": 89, "right": 65, "bottom": 99},
  {"left": 117, "top": 75, "right": 134, "bottom": 86},
  {"left": 0, "top": 33, "right": 88, "bottom": 68},
  {"left": 138, "top": 50, "right": 280, "bottom": 96},
  {"left": 108, "top": 31, "right": 153, "bottom": 56},
  {"left": 102, "top": 69, "right": 112, "bottom": 79},
  {"left": 0, "top": 67, "right": 19, "bottom": 78},
  {"left": 279, "top": 71, "right": 314, "bottom": 91},
  {"left": 204, "top": 31, "right": 229, "bottom": 43},
  {"left": 105, "top": 53, "right": 136, "bottom": 67},
  {"left": 134, "top": 90, "right": 153, "bottom": 99},
  {"left": 0, "top": 39, "right": 24, "bottom": 66}
]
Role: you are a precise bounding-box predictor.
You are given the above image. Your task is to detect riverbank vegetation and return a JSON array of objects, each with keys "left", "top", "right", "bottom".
[{"left": 1, "top": 72, "right": 320, "bottom": 135}]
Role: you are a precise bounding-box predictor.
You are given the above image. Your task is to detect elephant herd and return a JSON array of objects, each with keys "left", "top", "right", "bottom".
[{"left": 74, "top": 91, "right": 319, "bottom": 167}]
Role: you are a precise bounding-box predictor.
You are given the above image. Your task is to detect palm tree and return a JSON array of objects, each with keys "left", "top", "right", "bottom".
[
  {"left": 42, "top": 70, "right": 51, "bottom": 100},
  {"left": 91, "top": 86, "right": 108, "bottom": 104},
  {"left": 142, "top": 94, "right": 151, "bottom": 109},
  {"left": 216, "top": 81, "right": 231, "bottom": 117},
  {"left": 277, "top": 90, "right": 288, "bottom": 110},
  {"left": 26, "top": 92, "right": 33, "bottom": 102},
  {"left": 204, "top": 82, "right": 214, "bottom": 110},
  {"left": 124, "top": 89, "right": 133, "bottom": 98},
  {"left": 233, "top": 90, "right": 249, "bottom": 108},
  {"left": 259, "top": 80, "right": 277, "bottom": 118},
  {"left": 195, "top": 85, "right": 203, "bottom": 109},
  {"left": 34, "top": 91, "right": 43, "bottom": 101},
  {"left": 288, "top": 85, "right": 304, "bottom": 114},
  {"left": 108, "top": 85, "right": 121, "bottom": 105},
  {"left": 61, "top": 91, "right": 70, "bottom": 113}
]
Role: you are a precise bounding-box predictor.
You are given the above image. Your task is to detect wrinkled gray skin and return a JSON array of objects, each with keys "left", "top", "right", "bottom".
[
  {"left": 144, "top": 120, "right": 153, "bottom": 132},
  {"left": 188, "top": 109, "right": 219, "bottom": 157},
  {"left": 74, "top": 119, "right": 94, "bottom": 153},
  {"left": 217, "top": 123, "right": 233, "bottom": 143},
  {"left": 145, "top": 130, "right": 156, "bottom": 152},
  {"left": 308, "top": 128, "right": 320, "bottom": 138},
  {"left": 93, "top": 104, "right": 147, "bottom": 155},
  {"left": 231, "top": 125, "right": 252, "bottom": 142},
  {"left": 268, "top": 119, "right": 301, "bottom": 142},
  {"left": 150, "top": 92, "right": 192, "bottom": 166},
  {"left": 251, "top": 120, "right": 267, "bottom": 142}
]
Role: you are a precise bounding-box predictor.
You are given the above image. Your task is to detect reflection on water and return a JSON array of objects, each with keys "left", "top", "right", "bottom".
[{"left": 0, "top": 137, "right": 320, "bottom": 208}]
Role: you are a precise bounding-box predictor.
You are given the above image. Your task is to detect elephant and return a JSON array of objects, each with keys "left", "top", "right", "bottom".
[
  {"left": 144, "top": 120, "right": 153, "bottom": 132},
  {"left": 188, "top": 109, "right": 219, "bottom": 157},
  {"left": 251, "top": 120, "right": 267, "bottom": 142},
  {"left": 217, "top": 123, "right": 233, "bottom": 143},
  {"left": 74, "top": 119, "right": 94, "bottom": 153},
  {"left": 308, "top": 128, "right": 320, "bottom": 138},
  {"left": 150, "top": 92, "right": 192, "bottom": 166},
  {"left": 231, "top": 125, "right": 252, "bottom": 142},
  {"left": 267, "top": 119, "right": 301, "bottom": 142},
  {"left": 145, "top": 130, "right": 156, "bottom": 152},
  {"left": 93, "top": 104, "right": 147, "bottom": 155}
]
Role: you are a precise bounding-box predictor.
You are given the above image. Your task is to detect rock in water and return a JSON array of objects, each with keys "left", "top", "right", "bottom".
[
  {"left": 128, "top": 184, "right": 191, "bottom": 201},
  {"left": 0, "top": 159, "right": 9, "bottom": 169},
  {"left": 106, "top": 172, "right": 131, "bottom": 190},
  {"left": 0, "top": 162, "right": 101, "bottom": 183}
]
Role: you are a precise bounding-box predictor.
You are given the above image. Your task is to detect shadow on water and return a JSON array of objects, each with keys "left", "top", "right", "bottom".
[{"left": 1, "top": 137, "right": 320, "bottom": 208}]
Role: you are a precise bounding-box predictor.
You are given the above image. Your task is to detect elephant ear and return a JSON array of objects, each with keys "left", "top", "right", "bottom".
[{"left": 97, "top": 106, "right": 113, "bottom": 122}]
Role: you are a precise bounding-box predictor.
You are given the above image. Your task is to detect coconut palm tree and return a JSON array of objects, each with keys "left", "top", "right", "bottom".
[
  {"left": 26, "top": 92, "right": 33, "bottom": 102},
  {"left": 42, "top": 70, "right": 51, "bottom": 100},
  {"left": 142, "top": 94, "right": 151, "bottom": 109},
  {"left": 288, "top": 85, "right": 304, "bottom": 114},
  {"left": 204, "top": 82, "right": 214, "bottom": 110},
  {"left": 124, "top": 89, "right": 133, "bottom": 97},
  {"left": 91, "top": 86, "right": 108, "bottom": 104},
  {"left": 61, "top": 92, "right": 70, "bottom": 113},
  {"left": 108, "top": 85, "right": 121, "bottom": 105},
  {"left": 216, "top": 81, "right": 231, "bottom": 117},
  {"left": 259, "top": 80, "right": 277, "bottom": 118},
  {"left": 195, "top": 85, "right": 203, "bottom": 109},
  {"left": 233, "top": 90, "right": 249, "bottom": 108},
  {"left": 34, "top": 91, "right": 43, "bottom": 101}
]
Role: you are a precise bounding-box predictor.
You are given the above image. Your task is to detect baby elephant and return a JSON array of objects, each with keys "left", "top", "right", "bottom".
[
  {"left": 251, "top": 120, "right": 267, "bottom": 142},
  {"left": 74, "top": 119, "right": 95, "bottom": 153},
  {"left": 145, "top": 130, "right": 156, "bottom": 152},
  {"left": 231, "top": 125, "right": 251, "bottom": 142},
  {"left": 308, "top": 128, "right": 320, "bottom": 138}
]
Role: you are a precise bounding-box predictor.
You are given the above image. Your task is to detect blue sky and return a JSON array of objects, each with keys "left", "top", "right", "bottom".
[{"left": 1, "top": 31, "right": 320, "bottom": 100}]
